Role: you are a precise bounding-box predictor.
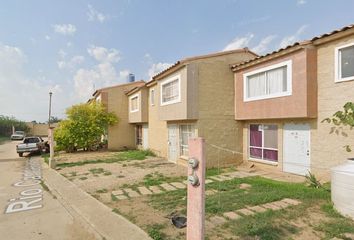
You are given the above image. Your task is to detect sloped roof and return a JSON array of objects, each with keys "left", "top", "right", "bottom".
[
  {"left": 231, "top": 23, "right": 354, "bottom": 70},
  {"left": 150, "top": 48, "right": 258, "bottom": 81}
]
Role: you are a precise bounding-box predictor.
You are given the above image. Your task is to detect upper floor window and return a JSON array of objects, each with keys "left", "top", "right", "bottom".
[
  {"left": 243, "top": 60, "right": 292, "bottom": 102},
  {"left": 130, "top": 94, "right": 139, "bottom": 112},
  {"left": 161, "top": 75, "right": 181, "bottom": 106},
  {"left": 335, "top": 42, "right": 354, "bottom": 82},
  {"left": 150, "top": 88, "right": 155, "bottom": 106}
]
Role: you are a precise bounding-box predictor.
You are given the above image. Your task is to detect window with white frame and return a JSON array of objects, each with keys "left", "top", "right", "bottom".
[
  {"left": 130, "top": 94, "right": 139, "bottom": 112},
  {"left": 249, "top": 124, "right": 278, "bottom": 163},
  {"left": 244, "top": 60, "right": 292, "bottom": 101},
  {"left": 335, "top": 42, "right": 354, "bottom": 82},
  {"left": 161, "top": 76, "right": 180, "bottom": 105},
  {"left": 179, "top": 124, "right": 195, "bottom": 157},
  {"left": 150, "top": 88, "right": 155, "bottom": 106}
]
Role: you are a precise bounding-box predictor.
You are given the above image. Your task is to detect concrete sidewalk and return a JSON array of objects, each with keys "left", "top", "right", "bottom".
[{"left": 42, "top": 160, "right": 151, "bottom": 240}]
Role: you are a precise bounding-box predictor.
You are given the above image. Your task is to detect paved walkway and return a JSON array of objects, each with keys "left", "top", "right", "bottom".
[{"left": 42, "top": 159, "right": 151, "bottom": 240}]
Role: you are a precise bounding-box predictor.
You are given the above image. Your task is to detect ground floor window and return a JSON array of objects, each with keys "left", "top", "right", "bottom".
[
  {"left": 136, "top": 125, "right": 142, "bottom": 145},
  {"left": 249, "top": 124, "right": 278, "bottom": 162},
  {"left": 179, "top": 124, "right": 195, "bottom": 157}
]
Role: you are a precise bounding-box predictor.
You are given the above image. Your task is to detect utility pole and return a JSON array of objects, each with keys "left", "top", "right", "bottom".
[
  {"left": 48, "top": 92, "right": 52, "bottom": 128},
  {"left": 48, "top": 92, "right": 55, "bottom": 168}
]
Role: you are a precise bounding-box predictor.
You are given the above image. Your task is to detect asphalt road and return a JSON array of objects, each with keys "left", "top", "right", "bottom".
[{"left": 0, "top": 141, "right": 96, "bottom": 240}]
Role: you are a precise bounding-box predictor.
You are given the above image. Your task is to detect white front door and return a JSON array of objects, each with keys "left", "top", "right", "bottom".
[
  {"left": 142, "top": 124, "right": 149, "bottom": 150},
  {"left": 283, "top": 123, "right": 311, "bottom": 176},
  {"left": 168, "top": 124, "right": 178, "bottom": 163}
]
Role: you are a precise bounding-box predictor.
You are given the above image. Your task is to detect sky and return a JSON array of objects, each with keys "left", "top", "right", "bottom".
[{"left": 0, "top": 0, "right": 353, "bottom": 122}]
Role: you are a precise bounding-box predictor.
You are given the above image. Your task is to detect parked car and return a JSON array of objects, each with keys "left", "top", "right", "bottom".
[
  {"left": 11, "top": 131, "right": 26, "bottom": 140},
  {"left": 16, "top": 136, "right": 49, "bottom": 157}
]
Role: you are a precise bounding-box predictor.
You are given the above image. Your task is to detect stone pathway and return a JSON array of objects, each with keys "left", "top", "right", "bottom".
[
  {"left": 207, "top": 198, "right": 302, "bottom": 229},
  {"left": 111, "top": 170, "right": 257, "bottom": 200}
]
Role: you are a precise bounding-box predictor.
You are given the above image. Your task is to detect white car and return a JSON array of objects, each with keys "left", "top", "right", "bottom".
[
  {"left": 11, "top": 131, "right": 25, "bottom": 140},
  {"left": 16, "top": 136, "right": 49, "bottom": 157}
]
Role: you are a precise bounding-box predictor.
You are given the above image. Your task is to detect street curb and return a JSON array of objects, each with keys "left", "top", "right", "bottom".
[{"left": 41, "top": 159, "right": 151, "bottom": 240}]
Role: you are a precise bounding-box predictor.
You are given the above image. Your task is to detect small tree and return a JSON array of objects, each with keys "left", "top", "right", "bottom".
[
  {"left": 54, "top": 102, "right": 118, "bottom": 152},
  {"left": 322, "top": 102, "right": 354, "bottom": 152}
]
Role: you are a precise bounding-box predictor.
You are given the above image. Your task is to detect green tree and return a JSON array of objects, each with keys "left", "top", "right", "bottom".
[
  {"left": 0, "top": 115, "right": 29, "bottom": 136},
  {"left": 54, "top": 102, "right": 118, "bottom": 152},
  {"left": 322, "top": 102, "right": 354, "bottom": 152}
]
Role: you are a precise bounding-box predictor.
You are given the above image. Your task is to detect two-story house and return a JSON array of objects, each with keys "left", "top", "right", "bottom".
[
  {"left": 92, "top": 81, "right": 145, "bottom": 150},
  {"left": 127, "top": 49, "right": 257, "bottom": 167},
  {"left": 232, "top": 24, "right": 354, "bottom": 179}
]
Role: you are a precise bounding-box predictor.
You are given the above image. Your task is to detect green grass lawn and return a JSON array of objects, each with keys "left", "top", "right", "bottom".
[
  {"left": 0, "top": 135, "right": 9, "bottom": 145},
  {"left": 149, "top": 176, "right": 354, "bottom": 240},
  {"left": 49, "top": 149, "right": 156, "bottom": 168}
]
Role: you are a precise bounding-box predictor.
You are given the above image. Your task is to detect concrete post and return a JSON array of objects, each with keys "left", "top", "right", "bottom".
[
  {"left": 187, "top": 137, "right": 205, "bottom": 240},
  {"left": 48, "top": 128, "right": 55, "bottom": 169}
]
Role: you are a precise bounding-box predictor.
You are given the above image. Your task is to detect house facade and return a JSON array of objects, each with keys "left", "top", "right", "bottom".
[
  {"left": 232, "top": 24, "right": 354, "bottom": 179},
  {"left": 128, "top": 49, "right": 257, "bottom": 167},
  {"left": 92, "top": 81, "right": 145, "bottom": 150}
]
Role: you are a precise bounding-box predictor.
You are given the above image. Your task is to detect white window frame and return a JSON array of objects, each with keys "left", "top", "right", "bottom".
[
  {"left": 160, "top": 74, "right": 181, "bottom": 106},
  {"left": 248, "top": 124, "right": 278, "bottom": 166},
  {"left": 179, "top": 124, "right": 196, "bottom": 159},
  {"left": 129, "top": 93, "right": 139, "bottom": 113},
  {"left": 150, "top": 88, "right": 155, "bottom": 106},
  {"left": 243, "top": 60, "right": 292, "bottom": 102},
  {"left": 335, "top": 42, "right": 354, "bottom": 83}
]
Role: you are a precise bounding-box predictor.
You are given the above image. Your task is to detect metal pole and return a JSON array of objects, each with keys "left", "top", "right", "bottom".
[
  {"left": 48, "top": 92, "right": 55, "bottom": 168},
  {"left": 48, "top": 92, "right": 52, "bottom": 128}
]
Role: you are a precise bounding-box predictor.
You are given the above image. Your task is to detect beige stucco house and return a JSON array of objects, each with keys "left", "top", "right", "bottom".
[
  {"left": 232, "top": 24, "right": 354, "bottom": 179},
  {"left": 127, "top": 49, "right": 257, "bottom": 167},
  {"left": 92, "top": 81, "right": 145, "bottom": 150}
]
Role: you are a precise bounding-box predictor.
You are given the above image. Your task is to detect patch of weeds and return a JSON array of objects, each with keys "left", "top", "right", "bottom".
[
  {"left": 55, "top": 150, "right": 156, "bottom": 168},
  {"left": 116, "top": 175, "right": 125, "bottom": 178},
  {"left": 79, "top": 176, "right": 88, "bottom": 180},
  {"left": 0, "top": 135, "right": 9, "bottom": 145},
  {"left": 316, "top": 203, "right": 354, "bottom": 239},
  {"left": 150, "top": 188, "right": 187, "bottom": 214},
  {"left": 206, "top": 167, "right": 224, "bottom": 177},
  {"left": 146, "top": 224, "right": 167, "bottom": 240},
  {"left": 321, "top": 203, "right": 343, "bottom": 218},
  {"left": 96, "top": 188, "right": 108, "bottom": 194},
  {"left": 122, "top": 164, "right": 127, "bottom": 167},
  {"left": 111, "top": 194, "right": 118, "bottom": 201},
  {"left": 89, "top": 168, "right": 105, "bottom": 174},
  {"left": 305, "top": 171, "right": 322, "bottom": 188},
  {"left": 70, "top": 171, "right": 77, "bottom": 177},
  {"left": 143, "top": 172, "right": 185, "bottom": 187},
  {"left": 103, "top": 171, "right": 112, "bottom": 176},
  {"left": 315, "top": 218, "right": 354, "bottom": 239},
  {"left": 91, "top": 194, "right": 99, "bottom": 199},
  {"left": 231, "top": 210, "right": 298, "bottom": 240}
]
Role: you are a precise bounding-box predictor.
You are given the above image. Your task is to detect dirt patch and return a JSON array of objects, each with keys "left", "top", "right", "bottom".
[
  {"left": 57, "top": 152, "right": 186, "bottom": 195},
  {"left": 109, "top": 197, "right": 186, "bottom": 240}
]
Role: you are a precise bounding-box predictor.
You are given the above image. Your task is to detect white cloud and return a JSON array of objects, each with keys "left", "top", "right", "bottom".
[
  {"left": 297, "top": 0, "right": 307, "bottom": 5},
  {"left": 87, "top": 45, "right": 121, "bottom": 63},
  {"left": 223, "top": 34, "right": 254, "bottom": 51},
  {"left": 0, "top": 43, "right": 70, "bottom": 121},
  {"left": 58, "top": 49, "right": 67, "bottom": 59},
  {"left": 73, "top": 45, "right": 126, "bottom": 100},
  {"left": 252, "top": 35, "right": 277, "bottom": 54},
  {"left": 279, "top": 24, "right": 308, "bottom": 48},
  {"left": 57, "top": 55, "right": 85, "bottom": 70},
  {"left": 53, "top": 24, "right": 77, "bottom": 35},
  {"left": 67, "top": 42, "right": 72, "bottom": 47},
  {"left": 45, "top": 35, "right": 51, "bottom": 40},
  {"left": 148, "top": 62, "right": 172, "bottom": 79},
  {"left": 87, "top": 4, "right": 108, "bottom": 23}
]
